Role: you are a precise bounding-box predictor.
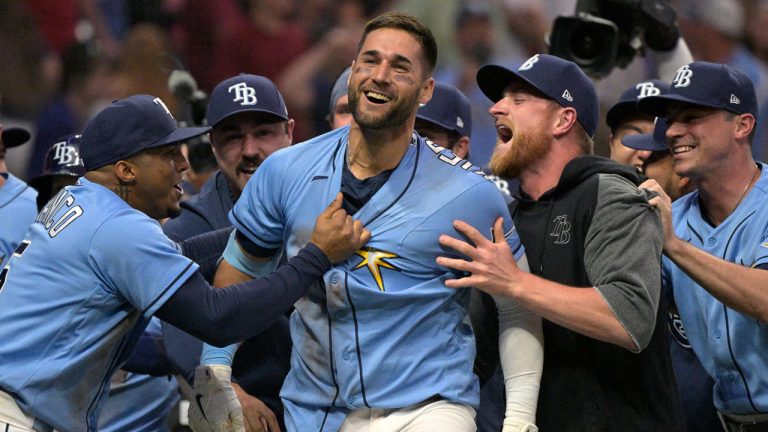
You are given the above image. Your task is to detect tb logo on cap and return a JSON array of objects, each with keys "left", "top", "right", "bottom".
[
  {"left": 52, "top": 141, "right": 80, "bottom": 167},
  {"left": 636, "top": 82, "right": 661, "bottom": 99},
  {"left": 519, "top": 54, "right": 540, "bottom": 71},
  {"left": 229, "top": 82, "right": 258, "bottom": 106},
  {"left": 673, "top": 65, "right": 693, "bottom": 88},
  {"left": 153, "top": 97, "right": 174, "bottom": 118}
]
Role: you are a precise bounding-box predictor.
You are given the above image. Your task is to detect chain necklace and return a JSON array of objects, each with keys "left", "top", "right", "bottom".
[{"left": 704, "top": 162, "right": 758, "bottom": 223}]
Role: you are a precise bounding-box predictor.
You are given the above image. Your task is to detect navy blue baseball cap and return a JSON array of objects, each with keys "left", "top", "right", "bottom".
[
  {"left": 329, "top": 66, "right": 352, "bottom": 115},
  {"left": 1, "top": 127, "right": 31, "bottom": 149},
  {"left": 80, "top": 94, "right": 210, "bottom": 171},
  {"left": 621, "top": 118, "right": 669, "bottom": 152},
  {"left": 477, "top": 54, "right": 599, "bottom": 137},
  {"left": 416, "top": 81, "right": 472, "bottom": 137},
  {"left": 606, "top": 80, "right": 670, "bottom": 130},
  {"left": 207, "top": 74, "right": 288, "bottom": 128},
  {"left": 638, "top": 62, "right": 758, "bottom": 117}
]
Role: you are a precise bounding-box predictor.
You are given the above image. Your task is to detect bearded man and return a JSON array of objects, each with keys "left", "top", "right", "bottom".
[{"left": 436, "top": 54, "right": 686, "bottom": 431}]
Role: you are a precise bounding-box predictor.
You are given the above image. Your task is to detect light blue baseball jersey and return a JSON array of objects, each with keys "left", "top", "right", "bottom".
[
  {"left": 0, "top": 177, "right": 197, "bottom": 431},
  {"left": 231, "top": 126, "right": 524, "bottom": 431},
  {"left": 663, "top": 162, "right": 768, "bottom": 414},
  {"left": 0, "top": 173, "right": 37, "bottom": 267}
]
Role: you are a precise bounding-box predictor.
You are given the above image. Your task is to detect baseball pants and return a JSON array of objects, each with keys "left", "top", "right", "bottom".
[
  {"left": 0, "top": 391, "right": 51, "bottom": 432},
  {"left": 338, "top": 398, "right": 476, "bottom": 432}
]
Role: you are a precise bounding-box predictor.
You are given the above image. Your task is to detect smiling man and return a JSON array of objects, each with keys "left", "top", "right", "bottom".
[
  {"left": 437, "top": 54, "right": 685, "bottom": 431},
  {"left": 0, "top": 95, "right": 367, "bottom": 432},
  {"left": 161, "top": 74, "right": 295, "bottom": 431},
  {"left": 637, "top": 61, "right": 768, "bottom": 431},
  {"left": 191, "top": 12, "right": 543, "bottom": 432}
]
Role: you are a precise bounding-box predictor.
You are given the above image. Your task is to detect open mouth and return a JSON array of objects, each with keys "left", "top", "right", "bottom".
[
  {"left": 497, "top": 124, "right": 513, "bottom": 143},
  {"left": 364, "top": 90, "right": 392, "bottom": 104},
  {"left": 672, "top": 145, "right": 695, "bottom": 155},
  {"left": 173, "top": 183, "right": 183, "bottom": 193},
  {"left": 239, "top": 166, "right": 257, "bottom": 176}
]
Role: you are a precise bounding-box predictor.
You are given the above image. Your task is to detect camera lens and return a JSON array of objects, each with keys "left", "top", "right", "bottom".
[{"left": 571, "top": 27, "right": 603, "bottom": 64}]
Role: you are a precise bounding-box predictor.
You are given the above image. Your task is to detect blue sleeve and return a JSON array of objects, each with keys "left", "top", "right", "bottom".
[
  {"left": 453, "top": 180, "right": 525, "bottom": 261},
  {"left": 90, "top": 212, "right": 199, "bottom": 317},
  {"left": 229, "top": 153, "right": 287, "bottom": 249}
]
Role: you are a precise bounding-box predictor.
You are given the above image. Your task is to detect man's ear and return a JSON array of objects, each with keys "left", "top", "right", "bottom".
[
  {"left": 452, "top": 136, "right": 470, "bottom": 159},
  {"left": 114, "top": 160, "right": 137, "bottom": 185},
  {"left": 419, "top": 77, "right": 435, "bottom": 105},
  {"left": 553, "top": 107, "right": 578, "bottom": 137},
  {"left": 734, "top": 113, "right": 756, "bottom": 140}
]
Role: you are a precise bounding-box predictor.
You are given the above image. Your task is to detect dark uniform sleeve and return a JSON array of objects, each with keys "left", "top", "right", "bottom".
[{"left": 585, "top": 174, "right": 663, "bottom": 352}]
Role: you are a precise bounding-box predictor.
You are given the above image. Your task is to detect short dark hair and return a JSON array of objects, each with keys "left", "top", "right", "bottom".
[{"left": 356, "top": 12, "right": 437, "bottom": 76}]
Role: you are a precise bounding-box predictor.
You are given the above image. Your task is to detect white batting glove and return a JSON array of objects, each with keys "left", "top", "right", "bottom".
[
  {"left": 188, "top": 365, "right": 245, "bottom": 432},
  {"left": 502, "top": 417, "right": 538, "bottom": 432}
]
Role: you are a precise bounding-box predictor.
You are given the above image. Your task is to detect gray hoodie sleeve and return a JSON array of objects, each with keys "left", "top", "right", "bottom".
[{"left": 585, "top": 173, "right": 663, "bottom": 352}]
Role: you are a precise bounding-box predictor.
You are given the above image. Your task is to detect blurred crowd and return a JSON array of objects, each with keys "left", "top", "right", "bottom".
[{"left": 2, "top": 0, "right": 768, "bottom": 175}]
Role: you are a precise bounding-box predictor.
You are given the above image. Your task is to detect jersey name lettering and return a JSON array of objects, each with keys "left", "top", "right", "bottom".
[{"left": 35, "top": 189, "right": 83, "bottom": 237}]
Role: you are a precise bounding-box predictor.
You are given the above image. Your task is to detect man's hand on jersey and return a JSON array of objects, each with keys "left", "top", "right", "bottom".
[
  {"left": 310, "top": 193, "right": 371, "bottom": 263},
  {"left": 232, "top": 382, "right": 281, "bottom": 432},
  {"left": 188, "top": 365, "right": 245, "bottom": 432},
  {"left": 640, "top": 179, "right": 676, "bottom": 251},
  {"left": 436, "top": 217, "right": 525, "bottom": 298}
]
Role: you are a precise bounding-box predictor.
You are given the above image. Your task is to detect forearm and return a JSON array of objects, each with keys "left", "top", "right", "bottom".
[
  {"left": 157, "top": 244, "right": 329, "bottom": 346},
  {"left": 666, "top": 238, "right": 768, "bottom": 322},
  {"left": 513, "top": 273, "right": 637, "bottom": 351},
  {"left": 495, "top": 293, "right": 542, "bottom": 423}
]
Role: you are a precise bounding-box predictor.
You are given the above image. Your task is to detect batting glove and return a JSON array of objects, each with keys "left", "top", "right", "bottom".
[
  {"left": 188, "top": 365, "right": 245, "bottom": 432},
  {"left": 502, "top": 418, "right": 538, "bottom": 432}
]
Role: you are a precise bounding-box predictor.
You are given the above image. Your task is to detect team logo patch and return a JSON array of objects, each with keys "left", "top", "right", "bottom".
[
  {"left": 549, "top": 215, "right": 571, "bottom": 245},
  {"left": 730, "top": 94, "right": 741, "bottom": 105},
  {"left": 228, "top": 82, "right": 258, "bottom": 106},
  {"left": 635, "top": 81, "right": 660, "bottom": 99},
  {"left": 762, "top": 242, "right": 768, "bottom": 248},
  {"left": 667, "top": 311, "right": 691, "bottom": 349},
  {"left": 519, "top": 54, "right": 539, "bottom": 71},
  {"left": 562, "top": 90, "right": 573, "bottom": 102},
  {"left": 351, "top": 247, "right": 401, "bottom": 292},
  {"left": 673, "top": 65, "right": 693, "bottom": 88}
]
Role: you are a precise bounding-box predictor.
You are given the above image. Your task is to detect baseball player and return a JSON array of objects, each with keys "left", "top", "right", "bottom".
[
  {"left": 0, "top": 126, "right": 36, "bottom": 267},
  {"left": 0, "top": 94, "right": 368, "bottom": 432},
  {"left": 328, "top": 66, "right": 353, "bottom": 130},
  {"left": 192, "top": 12, "right": 542, "bottom": 432},
  {"left": 162, "top": 73, "right": 295, "bottom": 432},
  {"left": 606, "top": 80, "right": 670, "bottom": 172},
  {"left": 637, "top": 61, "right": 768, "bottom": 431},
  {"left": 438, "top": 53, "right": 686, "bottom": 431},
  {"left": 28, "top": 134, "right": 86, "bottom": 209},
  {"left": 26, "top": 133, "right": 182, "bottom": 431}
]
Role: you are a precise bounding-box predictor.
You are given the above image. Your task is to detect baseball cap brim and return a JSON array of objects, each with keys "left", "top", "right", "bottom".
[
  {"left": 151, "top": 125, "right": 211, "bottom": 148},
  {"left": 477, "top": 65, "right": 542, "bottom": 103},
  {"left": 638, "top": 93, "right": 725, "bottom": 117},
  {"left": 621, "top": 133, "right": 667, "bottom": 152},
  {"left": 2, "top": 127, "right": 31, "bottom": 148},
  {"left": 209, "top": 108, "right": 287, "bottom": 128}
]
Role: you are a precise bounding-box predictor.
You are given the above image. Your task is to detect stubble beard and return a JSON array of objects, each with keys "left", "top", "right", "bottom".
[{"left": 349, "top": 86, "right": 419, "bottom": 130}]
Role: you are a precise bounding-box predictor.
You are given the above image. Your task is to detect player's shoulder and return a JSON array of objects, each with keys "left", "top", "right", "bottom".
[{"left": 416, "top": 134, "right": 490, "bottom": 188}]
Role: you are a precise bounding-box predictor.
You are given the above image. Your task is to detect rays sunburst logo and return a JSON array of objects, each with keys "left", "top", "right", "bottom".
[{"left": 351, "top": 247, "right": 401, "bottom": 292}]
